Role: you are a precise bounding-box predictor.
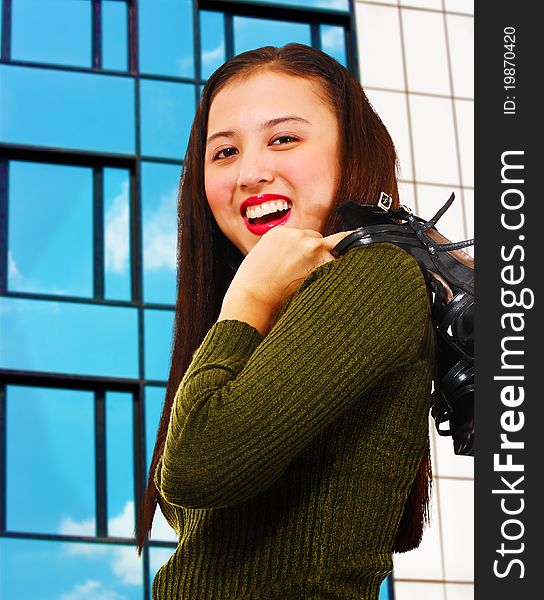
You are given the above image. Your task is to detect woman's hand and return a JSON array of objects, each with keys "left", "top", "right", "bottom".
[{"left": 218, "top": 227, "right": 355, "bottom": 335}]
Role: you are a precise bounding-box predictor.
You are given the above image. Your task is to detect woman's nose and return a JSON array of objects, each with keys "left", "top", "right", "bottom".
[{"left": 236, "top": 151, "right": 274, "bottom": 189}]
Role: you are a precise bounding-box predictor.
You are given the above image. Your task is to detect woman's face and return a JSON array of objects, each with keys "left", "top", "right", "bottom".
[{"left": 204, "top": 69, "right": 340, "bottom": 255}]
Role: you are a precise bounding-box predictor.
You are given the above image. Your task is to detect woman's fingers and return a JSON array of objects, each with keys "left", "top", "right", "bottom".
[{"left": 322, "top": 229, "right": 359, "bottom": 252}]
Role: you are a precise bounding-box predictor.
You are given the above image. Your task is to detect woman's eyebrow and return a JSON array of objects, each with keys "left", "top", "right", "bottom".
[
  {"left": 206, "top": 116, "right": 311, "bottom": 146},
  {"left": 263, "top": 115, "right": 311, "bottom": 129}
]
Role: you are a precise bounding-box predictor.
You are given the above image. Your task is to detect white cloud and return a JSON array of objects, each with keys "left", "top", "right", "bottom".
[
  {"left": 143, "top": 186, "right": 178, "bottom": 271},
  {"left": 60, "top": 515, "right": 96, "bottom": 536},
  {"left": 105, "top": 178, "right": 178, "bottom": 274},
  {"left": 316, "top": 0, "right": 348, "bottom": 10},
  {"left": 321, "top": 26, "right": 344, "bottom": 52},
  {"left": 8, "top": 251, "right": 22, "bottom": 281},
  {"left": 108, "top": 501, "right": 135, "bottom": 538},
  {"left": 58, "top": 502, "right": 143, "bottom": 585},
  {"left": 105, "top": 181, "right": 130, "bottom": 274},
  {"left": 109, "top": 501, "right": 143, "bottom": 586},
  {"left": 150, "top": 547, "right": 176, "bottom": 577},
  {"left": 202, "top": 43, "right": 224, "bottom": 65},
  {"left": 60, "top": 580, "right": 127, "bottom": 600},
  {"left": 6, "top": 250, "right": 70, "bottom": 296},
  {"left": 150, "top": 507, "right": 178, "bottom": 543},
  {"left": 111, "top": 546, "right": 143, "bottom": 586},
  {"left": 0, "top": 297, "right": 63, "bottom": 316},
  {"left": 60, "top": 515, "right": 108, "bottom": 557},
  {"left": 176, "top": 56, "right": 194, "bottom": 75}
]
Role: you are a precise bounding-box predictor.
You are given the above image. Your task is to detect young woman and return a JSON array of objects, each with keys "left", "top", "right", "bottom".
[{"left": 138, "top": 44, "right": 435, "bottom": 600}]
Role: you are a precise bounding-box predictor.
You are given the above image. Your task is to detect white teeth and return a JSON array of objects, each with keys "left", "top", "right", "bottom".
[{"left": 245, "top": 199, "right": 292, "bottom": 220}]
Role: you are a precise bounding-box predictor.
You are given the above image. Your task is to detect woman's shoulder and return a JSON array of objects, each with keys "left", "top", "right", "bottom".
[
  {"left": 277, "top": 242, "right": 432, "bottom": 340},
  {"left": 272, "top": 241, "right": 432, "bottom": 366},
  {"left": 301, "top": 241, "right": 428, "bottom": 298}
]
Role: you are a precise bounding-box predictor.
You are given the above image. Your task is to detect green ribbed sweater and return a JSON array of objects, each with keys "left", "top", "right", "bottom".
[{"left": 153, "top": 243, "right": 434, "bottom": 600}]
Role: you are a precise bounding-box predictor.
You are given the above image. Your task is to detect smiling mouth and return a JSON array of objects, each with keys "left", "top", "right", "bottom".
[
  {"left": 248, "top": 208, "right": 291, "bottom": 225},
  {"left": 240, "top": 196, "right": 293, "bottom": 235},
  {"left": 244, "top": 199, "right": 292, "bottom": 224}
]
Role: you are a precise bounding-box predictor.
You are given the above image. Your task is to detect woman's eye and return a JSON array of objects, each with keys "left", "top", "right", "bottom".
[
  {"left": 271, "top": 135, "right": 298, "bottom": 145},
  {"left": 213, "top": 147, "right": 237, "bottom": 160}
]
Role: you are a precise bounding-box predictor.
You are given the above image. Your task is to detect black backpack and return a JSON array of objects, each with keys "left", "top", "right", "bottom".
[{"left": 332, "top": 193, "right": 474, "bottom": 457}]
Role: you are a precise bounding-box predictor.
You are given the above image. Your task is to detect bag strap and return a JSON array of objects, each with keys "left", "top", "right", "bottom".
[{"left": 332, "top": 193, "right": 475, "bottom": 457}]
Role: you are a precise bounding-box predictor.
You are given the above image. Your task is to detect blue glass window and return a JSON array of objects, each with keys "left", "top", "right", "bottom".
[
  {"left": 145, "top": 385, "right": 176, "bottom": 548},
  {"left": 230, "top": 0, "right": 349, "bottom": 11},
  {"left": 0, "top": 538, "right": 143, "bottom": 599},
  {"left": 104, "top": 168, "right": 132, "bottom": 302},
  {"left": 200, "top": 10, "right": 226, "bottom": 80},
  {"left": 145, "top": 386, "right": 166, "bottom": 471},
  {"left": 379, "top": 576, "right": 391, "bottom": 599},
  {"left": 102, "top": 0, "right": 129, "bottom": 71},
  {"left": 140, "top": 79, "right": 195, "bottom": 159},
  {"left": 11, "top": 0, "right": 92, "bottom": 68},
  {"left": 0, "top": 65, "right": 135, "bottom": 154},
  {"left": 144, "top": 309, "right": 175, "bottom": 382},
  {"left": 141, "top": 162, "right": 179, "bottom": 304},
  {"left": 150, "top": 546, "right": 176, "bottom": 583},
  {"left": 234, "top": 16, "right": 311, "bottom": 55},
  {"left": 321, "top": 24, "right": 347, "bottom": 66},
  {"left": 106, "top": 392, "right": 135, "bottom": 538},
  {"left": 144, "top": 388, "right": 177, "bottom": 543},
  {"left": 8, "top": 161, "right": 93, "bottom": 298},
  {"left": 139, "top": 0, "right": 194, "bottom": 77},
  {"left": 6, "top": 386, "right": 95, "bottom": 535},
  {"left": 0, "top": 298, "right": 139, "bottom": 379}
]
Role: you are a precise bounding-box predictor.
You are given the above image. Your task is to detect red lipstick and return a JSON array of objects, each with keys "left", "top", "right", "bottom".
[{"left": 240, "top": 194, "right": 292, "bottom": 236}]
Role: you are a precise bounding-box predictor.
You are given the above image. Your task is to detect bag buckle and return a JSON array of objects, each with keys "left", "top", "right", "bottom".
[{"left": 377, "top": 192, "right": 393, "bottom": 212}]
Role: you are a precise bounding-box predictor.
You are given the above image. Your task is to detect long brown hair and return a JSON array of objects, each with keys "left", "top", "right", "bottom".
[{"left": 137, "top": 43, "right": 430, "bottom": 554}]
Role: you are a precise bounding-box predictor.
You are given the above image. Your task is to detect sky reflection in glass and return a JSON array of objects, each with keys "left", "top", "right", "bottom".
[
  {"left": 144, "top": 386, "right": 178, "bottom": 543},
  {"left": 0, "top": 65, "right": 135, "bottom": 154},
  {"left": 141, "top": 162, "right": 179, "bottom": 305},
  {"left": 11, "top": 0, "right": 92, "bottom": 67},
  {"left": 144, "top": 309, "right": 175, "bottom": 382},
  {"left": 102, "top": 0, "right": 129, "bottom": 71},
  {"left": 0, "top": 538, "right": 143, "bottom": 599},
  {"left": 106, "top": 392, "right": 135, "bottom": 538},
  {"left": 200, "top": 10, "right": 225, "bottom": 80},
  {"left": 234, "top": 0, "right": 349, "bottom": 11},
  {"left": 139, "top": 0, "right": 194, "bottom": 77},
  {"left": 321, "top": 24, "right": 347, "bottom": 66},
  {"left": 140, "top": 79, "right": 195, "bottom": 159},
  {"left": 150, "top": 546, "right": 177, "bottom": 583},
  {"left": 104, "top": 168, "right": 132, "bottom": 302},
  {"left": 8, "top": 161, "right": 93, "bottom": 298},
  {"left": 145, "top": 386, "right": 166, "bottom": 473},
  {"left": 6, "top": 386, "right": 95, "bottom": 535},
  {"left": 234, "top": 16, "right": 311, "bottom": 55},
  {"left": 0, "top": 297, "right": 139, "bottom": 378},
  {"left": 379, "top": 576, "right": 390, "bottom": 599}
]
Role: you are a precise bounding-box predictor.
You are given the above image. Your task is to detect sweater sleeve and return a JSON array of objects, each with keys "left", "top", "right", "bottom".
[{"left": 156, "top": 243, "right": 431, "bottom": 509}]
